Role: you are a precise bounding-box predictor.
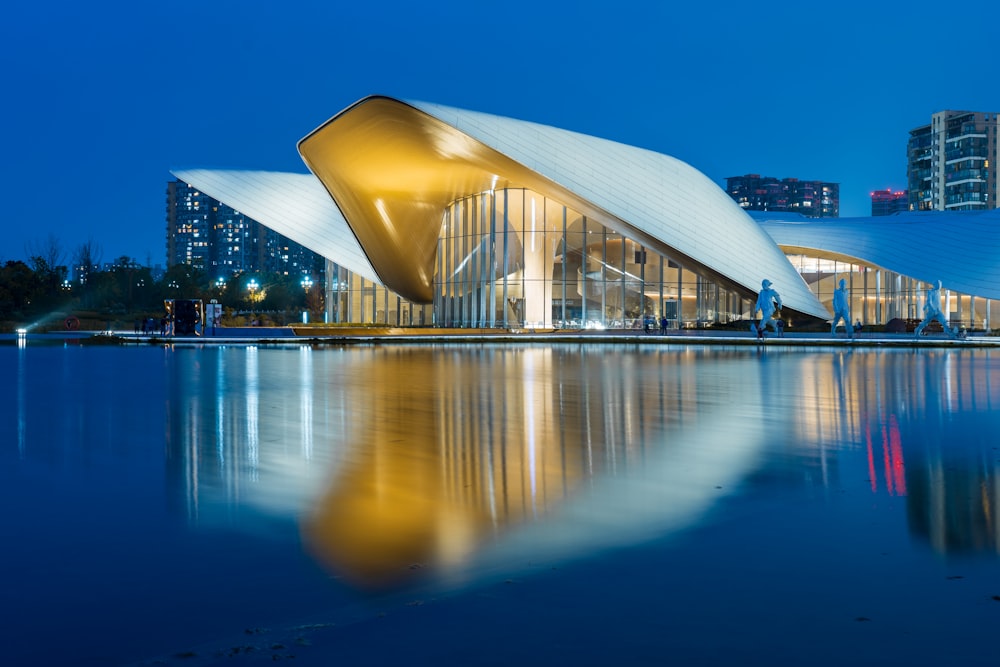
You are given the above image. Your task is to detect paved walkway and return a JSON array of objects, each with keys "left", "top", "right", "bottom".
[{"left": 89, "top": 327, "right": 1000, "bottom": 348}]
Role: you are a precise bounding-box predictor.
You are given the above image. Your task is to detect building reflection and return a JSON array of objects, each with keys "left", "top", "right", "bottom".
[
  {"left": 299, "top": 345, "right": 774, "bottom": 588},
  {"left": 166, "top": 344, "right": 770, "bottom": 588},
  {"left": 164, "top": 345, "right": 1000, "bottom": 589},
  {"left": 768, "top": 348, "right": 1000, "bottom": 555},
  {"left": 165, "top": 346, "right": 349, "bottom": 525}
]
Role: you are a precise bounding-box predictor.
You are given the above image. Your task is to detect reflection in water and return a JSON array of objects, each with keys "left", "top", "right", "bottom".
[
  {"left": 762, "top": 348, "right": 1000, "bottom": 555},
  {"left": 299, "top": 345, "right": 775, "bottom": 588},
  {"left": 163, "top": 345, "right": 1000, "bottom": 591},
  {"left": 16, "top": 342, "right": 26, "bottom": 459}
]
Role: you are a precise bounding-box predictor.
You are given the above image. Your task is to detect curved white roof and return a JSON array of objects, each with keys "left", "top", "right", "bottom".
[
  {"left": 175, "top": 96, "right": 829, "bottom": 318},
  {"left": 296, "top": 96, "right": 827, "bottom": 317},
  {"left": 169, "top": 168, "right": 380, "bottom": 284},
  {"left": 409, "top": 100, "right": 825, "bottom": 314},
  {"left": 755, "top": 209, "right": 1000, "bottom": 300}
]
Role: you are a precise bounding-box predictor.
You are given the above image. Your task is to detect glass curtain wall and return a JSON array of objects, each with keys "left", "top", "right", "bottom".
[
  {"left": 323, "top": 260, "right": 432, "bottom": 327},
  {"left": 434, "top": 188, "right": 749, "bottom": 329},
  {"left": 323, "top": 188, "right": 760, "bottom": 330},
  {"left": 786, "top": 254, "right": 997, "bottom": 331}
]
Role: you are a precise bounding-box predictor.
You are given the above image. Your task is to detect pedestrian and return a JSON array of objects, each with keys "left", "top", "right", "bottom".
[{"left": 660, "top": 316, "right": 667, "bottom": 335}]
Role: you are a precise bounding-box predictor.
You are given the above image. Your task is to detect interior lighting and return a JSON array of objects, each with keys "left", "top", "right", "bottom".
[{"left": 530, "top": 198, "right": 536, "bottom": 252}]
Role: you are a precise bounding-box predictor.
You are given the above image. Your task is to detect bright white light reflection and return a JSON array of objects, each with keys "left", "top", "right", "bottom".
[
  {"left": 246, "top": 347, "right": 259, "bottom": 482},
  {"left": 17, "top": 341, "right": 26, "bottom": 457},
  {"left": 216, "top": 351, "right": 226, "bottom": 467},
  {"left": 530, "top": 197, "right": 536, "bottom": 252},
  {"left": 373, "top": 198, "right": 392, "bottom": 227},
  {"left": 300, "top": 347, "right": 313, "bottom": 460}
]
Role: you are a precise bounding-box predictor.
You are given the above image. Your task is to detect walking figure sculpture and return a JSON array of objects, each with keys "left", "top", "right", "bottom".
[
  {"left": 914, "top": 280, "right": 958, "bottom": 339},
  {"left": 831, "top": 278, "right": 852, "bottom": 337},
  {"left": 754, "top": 279, "right": 783, "bottom": 336}
]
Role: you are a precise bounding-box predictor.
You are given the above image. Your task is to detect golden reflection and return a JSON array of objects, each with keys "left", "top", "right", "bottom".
[
  {"left": 301, "top": 345, "right": 766, "bottom": 588},
  {"left": 165, "top": 346, "right": 1000, "bottom": 587}
]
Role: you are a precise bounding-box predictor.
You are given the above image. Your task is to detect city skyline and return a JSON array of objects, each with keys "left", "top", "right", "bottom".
[{"left": 2, "top": 0, "right": 998, "bottom": 265}]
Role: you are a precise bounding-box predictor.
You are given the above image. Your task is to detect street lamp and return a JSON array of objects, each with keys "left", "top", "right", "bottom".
[{"left": 301, "top": 276, "right": 314, "bottom": 292}]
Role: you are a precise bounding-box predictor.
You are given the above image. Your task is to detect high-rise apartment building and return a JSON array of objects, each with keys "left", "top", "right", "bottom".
[
  {"left": 166, "top": 179, "right": 322, "bottom": 279},
  {"left": 166, "top": 179, "right": 214, "bottom": 269},
  {"left": 870, "top": 188, "right": 908, "bottom": 216},
  {"left": 726, "top": 174, "right": 839, "bottom": 218},
  {"left": 907, "top": 110, "right": 999, "bottom": 212}
]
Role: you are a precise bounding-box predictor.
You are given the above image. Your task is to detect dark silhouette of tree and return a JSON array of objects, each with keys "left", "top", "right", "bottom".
[
  {"left": 25, "top": 234, "right": 65, "bottom": 276},
  {"left": 0, "top": 260, "right": 43, "bottom": 319},
  {"left": 73, "top": 239, "right": 103, "bottom": 289},
  {"left": 306, "top": 281, "right": 325, "bottom": 317}
]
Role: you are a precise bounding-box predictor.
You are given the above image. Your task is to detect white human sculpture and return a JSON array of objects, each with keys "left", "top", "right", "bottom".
[
  {"left": 754, "top": 279, "right": 783, "bottom": 335},
  {"left": 914, "top": 279, "right": 958, "bottom": 339},
  {"left": 831, "top": 278, "right": 852, "bottom": 337}
]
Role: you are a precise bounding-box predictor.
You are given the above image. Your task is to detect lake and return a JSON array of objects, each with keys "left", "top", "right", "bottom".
[{"left": 3, "top": 340, "right": 999, "bottom": 666}]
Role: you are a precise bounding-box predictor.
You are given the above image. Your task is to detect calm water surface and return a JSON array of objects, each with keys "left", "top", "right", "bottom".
[{"left": 2, "top": 340, "right": 999, "bottom": 665}]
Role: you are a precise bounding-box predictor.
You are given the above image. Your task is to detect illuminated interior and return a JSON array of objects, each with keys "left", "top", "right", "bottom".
[{"left": 298, "top": 96, "right": 828, "bottom": 328}]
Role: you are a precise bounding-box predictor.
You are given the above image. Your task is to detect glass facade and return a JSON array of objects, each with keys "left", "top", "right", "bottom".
[
  {"left": 787, "top": 254, "right": 997, "bottom": 330},
  {"left": 323, "top": 188, "right": 999, "bottom": 332},
  {"left": 325, "top": 188, "right": 754, "bottom": 330}
]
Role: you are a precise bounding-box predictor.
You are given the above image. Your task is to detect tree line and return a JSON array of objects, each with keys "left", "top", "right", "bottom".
[{"left": 1, "top": 237, "right": 324, "bottom": 331}]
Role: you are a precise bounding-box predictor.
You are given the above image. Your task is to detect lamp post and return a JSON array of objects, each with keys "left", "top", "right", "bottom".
[{"left": 300, "top": 276, "right": 314, "bottom": 324}]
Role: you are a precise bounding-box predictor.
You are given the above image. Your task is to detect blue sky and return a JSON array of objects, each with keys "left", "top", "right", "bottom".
[{"left": 2, "top": 0, "right": 997, "bottom": 266}]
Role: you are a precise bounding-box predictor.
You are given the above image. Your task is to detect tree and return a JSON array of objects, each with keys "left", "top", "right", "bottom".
[
  {"left": 306, "top": 281, "right": 325, "bottom": 317},
  {"left": 158, "top": 264, "right": 206, "bottom": 300},
  {"left": 73, "top": 238, "right": 103, "bottom": 288},
  {"left": 25, "top": 234, "right": 65, "bottom": 276},
  {"left": 0, "top": 260, "right": 42, "bottom": 319}
]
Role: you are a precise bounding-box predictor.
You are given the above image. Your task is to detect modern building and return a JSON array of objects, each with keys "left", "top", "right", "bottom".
[
  {"left": 172, "top": 95, "right": 1000, "bottom": 331},
  {"left": 871, "top": 189, "right": 908, "bottom": 216},
  {"left": 754, "top": 208, "right": 1000, "bottom": 329},
  {"left": 166, "top": 179, "right": 323, "bottom": 281},
  {"left": 726, "top": 174, "right": 839, "bottom": 218},
  {"left": 907, "top": 110, "right": 999, "bottom": 212}
]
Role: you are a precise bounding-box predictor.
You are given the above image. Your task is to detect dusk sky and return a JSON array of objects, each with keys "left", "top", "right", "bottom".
[{"left": 2, "top": 0, "right": 998, "bottom": 266}]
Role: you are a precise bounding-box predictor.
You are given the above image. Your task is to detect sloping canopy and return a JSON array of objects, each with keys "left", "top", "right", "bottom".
[
  {"left": 755, "top": 209, "right": 1000, "bottom": 300},
  {"left": 169, "top": 168, "right": 380, "bottom": 284},
  {"left": 298, "top": 96, "right": 828, "bottom": 317}
]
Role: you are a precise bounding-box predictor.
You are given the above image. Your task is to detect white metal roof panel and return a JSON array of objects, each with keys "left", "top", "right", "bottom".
[{"left": 170, "top": 168, "right": 379, "bottom": 284}]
